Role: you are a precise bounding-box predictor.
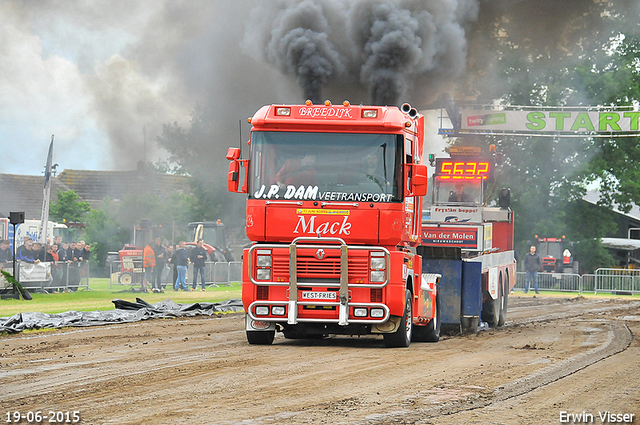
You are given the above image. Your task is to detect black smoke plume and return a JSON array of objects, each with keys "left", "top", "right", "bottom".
[{"left": 244, "top": 0, "right": 480, "bottom": 106}]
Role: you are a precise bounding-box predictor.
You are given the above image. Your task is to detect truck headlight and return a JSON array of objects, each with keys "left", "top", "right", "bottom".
[
  {"left": 256, "top": 268, "right": 271, "bottom": 281},
  {"left": 370, "top": 270, "right": 385, "bottom": 282},
  {"left": 272, "top": 306, "right": 286, "bottom": 316},
  {"left": 370, "top": 308, "right": 385, "bottom": 318},
  {"left": 256, "top": 255, "right": 272, "bottom": 267},
  {"left": 255, "top": 306, "right": 269, "bottom": 316},
  {"left": 370, "top": 257, "right": 385, "bottom": 270},
  {"left": 354, "top": 308, "right": 368, "bottom": 317}
]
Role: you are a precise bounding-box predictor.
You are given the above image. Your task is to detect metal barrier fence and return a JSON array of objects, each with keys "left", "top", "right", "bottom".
[
  {"left": 594, "top": 268, "right": 640, "bottom": 295},
  {"left": 516, "top": 270, "right": 640, "bottom": 295},
  {"left": 515, "top": 272, "right": 583, "bottom": 293},
  {"left": 0, "top": 262, "right": 90, "bottom": 294},
  {"left": 109, "top": 261, "right": 242, "bottom": 289}
]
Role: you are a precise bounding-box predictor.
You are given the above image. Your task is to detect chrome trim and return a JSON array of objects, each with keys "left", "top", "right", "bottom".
[
  {"left": 247, "top": 301, "right": 390, "bottom": 324},
  {"left": 266, "top": 200, "right": 303, "bottom": 205},
  {"left": 247, "top": 238, "right": 392, "bottom": 326},
  {"left": 320, "top": 202, "right": 359, "bottom": 208},
  {"left": 248, "top": 241, "right": 391, "bottom": 287},
  {"left": 288, "top": 242, "right": 298, "bottom": 324}
]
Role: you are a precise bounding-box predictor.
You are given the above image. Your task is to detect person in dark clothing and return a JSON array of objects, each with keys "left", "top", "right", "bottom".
[
  {"left": 57, "top": 242, "right": 70, "bottom": 289},
  {"left": 31, "top": 242, "right": 45, "bottom": 262},
  {"left": 16, "top": 238, "right": 35, "bottom": 263},
  {"left": 79, "top": 243, "right": 91, "bottom": 287},
  {"left": 448, "top": 182, "right": 474, "bottom": 203},
  {"left": 523, "top": 245, "right": 542, "bottom": 294},
  {"left": 68, "top": 241, "right": 82, "bottom": 290},
  {"left": 0, "top": 240, "right": 12, "bottom": 264},
  {"left": 166, "top": 245, "right": 176, "bottom": 289},
  {"left": 152, "top": 238, "right": 166, "bottom": 292},
  {"left": 67, "top": 242, "right": 76, "bottom": 261},
  {"left": 189, "top": 239, "right": 208, "bottom": 291}
]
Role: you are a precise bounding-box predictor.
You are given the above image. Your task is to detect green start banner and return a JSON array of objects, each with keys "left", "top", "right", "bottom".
[{"left": 460, "top": 109, "right": 640, "bottom": 135}]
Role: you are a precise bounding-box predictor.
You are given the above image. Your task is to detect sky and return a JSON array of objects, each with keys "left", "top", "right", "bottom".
[{"left": 0, "top": 0, "right": 475, "bottom": 176}]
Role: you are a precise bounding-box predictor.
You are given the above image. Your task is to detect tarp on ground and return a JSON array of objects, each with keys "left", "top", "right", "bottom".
[{"left": 0, "top": 298, "right": 244, "bottom": 334}]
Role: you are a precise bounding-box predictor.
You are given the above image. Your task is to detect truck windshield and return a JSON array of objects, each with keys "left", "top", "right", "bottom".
[
  {"left": 433, "top": 178, "right": 481, "bottom": 206},
  {"left": 249, "top": 131, "right": 402, "bottom": 202}
]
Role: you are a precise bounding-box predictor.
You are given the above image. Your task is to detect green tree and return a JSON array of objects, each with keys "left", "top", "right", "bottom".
[
  {"left": 50, "top": 190, "right": 90, "bottom": 223},
  {"left": 456, "top": 19, "right": 640, "bottom": 271},
  {"left": 156, "top": 105, "right": 247, "bottom": 238},
  {"left": 83, "top": 199, "right": 130, "bottom": 276}
]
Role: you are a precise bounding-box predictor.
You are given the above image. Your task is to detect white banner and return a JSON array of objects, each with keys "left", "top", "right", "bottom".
[
  {"left": 460, "top": 109, "right": 640, "bottom": 135},
  {"left": 19, "top": 262, "right": 51, "bottom": 283}
]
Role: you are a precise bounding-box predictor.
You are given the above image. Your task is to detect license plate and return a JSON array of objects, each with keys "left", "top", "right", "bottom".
[{"left": 301, "top": 291, "right": 337, "bottom": 300}]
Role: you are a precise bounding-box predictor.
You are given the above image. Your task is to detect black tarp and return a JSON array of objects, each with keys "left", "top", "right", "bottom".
[{"left": 0, "top": 298, "right": 244, "bottom": 334}]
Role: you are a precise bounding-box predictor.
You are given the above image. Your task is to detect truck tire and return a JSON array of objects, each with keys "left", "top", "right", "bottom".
[
  {"left": 482, "top": 275, "right": 502, "bottom": 328},
  {"left": 383, "top": 291, "right": 412, "bottom": 348},
  {"left": 246, "top": 330, "right": 275, "bottom": 345},
  {"left": 497, "top": 280, "right": 509, "bottom": 327},
  {"left": 413, "top": 293, "right": 440, "bottom": 342}
]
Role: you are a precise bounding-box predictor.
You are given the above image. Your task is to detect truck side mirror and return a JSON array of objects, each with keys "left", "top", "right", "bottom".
[
  {"left": 226, "top": 147, "right": 248, "bottom": 193},
  {"left": 407, "top": 164, "right": 428, "bottom": 197},
  {"left": 228, "top": 160, "right": 240, "bottom": 192}
]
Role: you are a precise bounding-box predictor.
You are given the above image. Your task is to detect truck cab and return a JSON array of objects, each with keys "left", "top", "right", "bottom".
[{"left": 228, "top": 101, "right": 432, "bottom": 347}]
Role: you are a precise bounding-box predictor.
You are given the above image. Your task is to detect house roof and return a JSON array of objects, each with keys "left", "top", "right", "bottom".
[
  {"left": 0, "top": 169, "right": 190, "bottom": 220},
  {"left": 56, "top": 169, "right": 190, "bottom": 208},
  {"left": 0, "top": 173, "right": 71, "bottom": 220}
]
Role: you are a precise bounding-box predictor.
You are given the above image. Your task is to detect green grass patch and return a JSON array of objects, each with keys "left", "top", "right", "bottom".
[
  {"left": 0, "top": 278, "right": 242, "bottom": 317},
  {"left": 512, "top": 290, "right": 640, "bottom": 298}
]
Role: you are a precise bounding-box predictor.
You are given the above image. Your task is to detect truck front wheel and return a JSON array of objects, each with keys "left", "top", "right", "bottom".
[
  {"left": 246, "top": 330, "right": 275, "bottom": 345},
  {"left": 383, "top": 291, "right": 412, "bottom": 348}
]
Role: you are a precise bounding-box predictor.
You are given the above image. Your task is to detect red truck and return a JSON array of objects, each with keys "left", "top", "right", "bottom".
[{"left": 227, "top": 101, "right": 515, "bottom": 347}]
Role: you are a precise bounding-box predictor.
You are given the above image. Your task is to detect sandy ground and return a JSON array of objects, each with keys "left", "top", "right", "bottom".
[{"left": 0, "top": 295, "right": 639, "bottom": 425}]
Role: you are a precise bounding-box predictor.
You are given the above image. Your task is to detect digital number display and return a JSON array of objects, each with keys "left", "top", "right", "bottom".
[{"left": 435, "top": 159, "right": 493, "bottom": 180}]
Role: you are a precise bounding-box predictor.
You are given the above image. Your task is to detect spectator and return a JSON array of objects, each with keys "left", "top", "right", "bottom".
[
  {"left": 49, "top": 244, "right": 63, "bottom": 289},
  {"left": 524, "top": 245, "right": 542, "bottom": 294},
  {"left": 58, "top": 242, "right": 70, "bottom": 289},
  {"left": 152, "top": 238, "right": 166, "bottom": 292},
  {"left": 16, "top": 238, "right": 35, "bottom": 263},
  {"left": 68, "top": 241, "right": 81, "bottom": 290},
  {"left": 0, "top": 239, "right": 11, "bottom": 264},
  {"left": 31, "top": 242, "right": 45, "bottom": 262},
  {"left": 166, "top": 245, "right": 176, "bottom": 288},
  {"left": 174, "top": 241, "right": 189, "bottom": 291},
  {"left": 58, "top": 242, "right": 70, "bottom": 262},
  {"left": 75, "top": 241, "right": 87, "bottom": 262},
  {"left": 142, "top": 242, "right": 155, "bottom": 293},
  {"left": 82, "top": 243, "right": 91, "bottom": 261},
  {"left": 189, "top": 239, "right": 208, "bottom": 291},
  {"left": 80, "top": 243, "right": 91, "bottom": 285},
  {"left": 46, "top": 244, "right": 57, "bottom": 262}
]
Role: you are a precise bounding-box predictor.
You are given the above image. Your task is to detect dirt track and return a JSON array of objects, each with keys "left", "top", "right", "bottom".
[{"left": 1, "top": 295, "right": 639, "bottom": 425}]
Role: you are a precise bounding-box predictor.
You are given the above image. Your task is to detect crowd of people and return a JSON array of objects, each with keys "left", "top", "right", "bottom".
[
  {"left": 0, "top": 235, "right": 90, "bottom": 290},
  {"left": 141, "top": 238, "right": 210, "bottom": 293}
]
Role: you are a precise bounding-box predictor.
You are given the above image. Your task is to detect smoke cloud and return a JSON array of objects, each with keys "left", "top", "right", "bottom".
[
  {"left": 2, "top": 0, "right": 634, "bottom": 178},
  {"left": 244, "top": 0, "right": 479, "bottom": 106}
]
